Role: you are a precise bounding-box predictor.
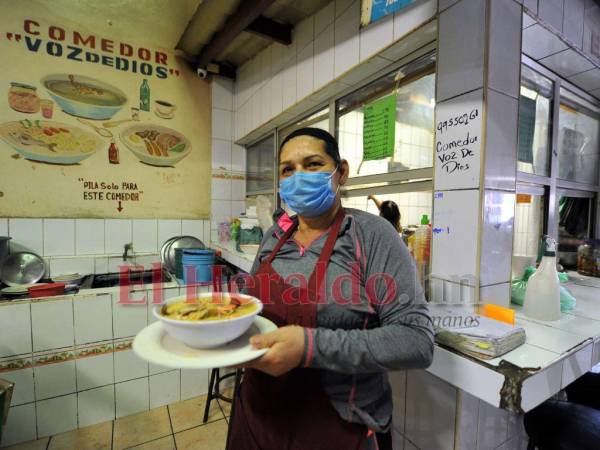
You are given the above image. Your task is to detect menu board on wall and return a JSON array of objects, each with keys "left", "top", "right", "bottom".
[
  {"left": 362, "top": 93, "right": 396, "bottom": 161},
  {"left": 0, "top": 6, "right": 211, "bottom": 219},
  {"left": 434, "top": 89, "right": 483, "bottom": 191}
]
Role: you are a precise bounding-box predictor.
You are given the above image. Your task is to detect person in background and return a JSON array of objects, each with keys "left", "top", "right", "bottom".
[{"left": 368, "top": 195, "right": 402, "bottom": 233}]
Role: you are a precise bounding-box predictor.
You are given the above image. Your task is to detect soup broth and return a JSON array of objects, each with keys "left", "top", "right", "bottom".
[
  {"left": 161, "top": 296, "right": 258, "bottom": 322},
  {"left": 46, "top": 80, "right": 126, "bottom": 106}
]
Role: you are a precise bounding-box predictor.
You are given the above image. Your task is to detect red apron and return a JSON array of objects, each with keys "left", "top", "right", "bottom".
[{"left": 227, "top": 207, "right": 368, "bottom": 450}]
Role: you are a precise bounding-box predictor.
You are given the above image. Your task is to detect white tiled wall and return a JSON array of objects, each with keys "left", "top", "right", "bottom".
[
  {"left": 1, "top": 217, "right": 210, "bottom": 278},
  {"left": 0, "top": 285, "right": 211, "bottom": 447},
  {"left": 523, "top": 0, "right": 600, "bottom": 101},
  {"left": 233, "top": 0, "right": 437, "bottom": 142},
  {"left": 211, "top": 77, "right": 247, "bottom": 239}
]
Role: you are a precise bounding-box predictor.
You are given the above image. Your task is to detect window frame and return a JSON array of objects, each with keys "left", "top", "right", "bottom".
[
  {"left": 519, "top": 55, "right": 600, "bottom": 241},
  {"left": 244, "top": 44, "right": 437, "bottom": 213},
  {"left": 334, "top": 51, "right": 436, "bottom": 199},
  {"left": 244, "top": 131, "right": 277, "bottom": 197}
]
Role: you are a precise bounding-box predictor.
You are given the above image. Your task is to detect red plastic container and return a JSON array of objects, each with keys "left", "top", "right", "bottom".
[{"left": 28, "top": 282, "right": 66, "bottom": 298}]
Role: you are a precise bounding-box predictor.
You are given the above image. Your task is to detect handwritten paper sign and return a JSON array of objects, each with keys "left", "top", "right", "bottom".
[
  {"left": 434, "top": 90, "right": 483, "bottom": 190},
  {"left": 363, "top": 93, "right": 396, "bottom": 161}
]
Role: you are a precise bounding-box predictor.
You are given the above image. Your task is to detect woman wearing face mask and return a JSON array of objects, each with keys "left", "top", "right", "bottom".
[{"left": 228, "top": 128, "right": 433, "bottom": 450}]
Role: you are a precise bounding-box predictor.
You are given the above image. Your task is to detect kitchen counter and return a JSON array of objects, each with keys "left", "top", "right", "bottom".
[
  {"left": 427, "top": 272, "right": 600, "bottom": 413},
  {"left": 210, "top": 241, "right": 256, "bottom": 273},
  {"left": 209, "top": 243, "right": 600, "bottom": 413}
]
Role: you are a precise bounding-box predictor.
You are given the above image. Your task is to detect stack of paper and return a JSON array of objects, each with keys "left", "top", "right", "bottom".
[{"left": 430, "top": 305, "right": 526, "bottom": 359}]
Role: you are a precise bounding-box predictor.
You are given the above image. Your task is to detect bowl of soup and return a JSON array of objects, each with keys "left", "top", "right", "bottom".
[
  {"left": 153, "top": 292, "right": 263, "bottom": 348},
  {"left": 42, "top": 74, "right": 127, "bottom": 120}
]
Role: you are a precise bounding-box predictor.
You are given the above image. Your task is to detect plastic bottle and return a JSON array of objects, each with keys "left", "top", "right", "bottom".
[
  {"left": 414, "top": 215, "right": 432, "bottom": 286},
  {"left": 140, "top": 79, "right": 150, "bottom": 111},
  {"left": 524, "top": 235, "right": 561, "bottom": 321}
]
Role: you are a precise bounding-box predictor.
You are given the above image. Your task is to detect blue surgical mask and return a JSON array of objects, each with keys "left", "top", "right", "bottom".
[{"left": 279, "top": 168, "right": 339, "bottom": 217}]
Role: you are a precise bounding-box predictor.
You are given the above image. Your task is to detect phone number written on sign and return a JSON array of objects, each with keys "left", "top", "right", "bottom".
[{"left": 435, "top": 108, "right": 479, "bottom": 174}]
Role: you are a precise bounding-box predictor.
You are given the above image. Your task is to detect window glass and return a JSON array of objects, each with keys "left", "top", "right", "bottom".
[
  {"left": 517, "top": 66, "right": 553, "bottom": 176},
  {"left": 342, "top": 191, "right": 432, "bottom": 294},
  {"left": 336, "top": 56, "right": 435, "bottom": 178},
  {"left": 279, "top": 108, "right": 329, "bottom": 141},
  {"left": 557, "top": 100, "right": 600, "bottom": 185},
  {"left": 342, "top": 191, "right": 432, "bottom": 229},
  {"left": 558, "top": 194, "right": 593, "bottom": 268},
  {"left": 246, "top": 135, "right": 274, "bottom": 193},
  {"left": 513, "top": 193, "right": 545, "bottom": 259}
]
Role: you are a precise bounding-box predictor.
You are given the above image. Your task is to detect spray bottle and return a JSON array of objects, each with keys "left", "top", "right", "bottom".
[{"left": 524, "top": 235, "right": 561, "bottom": 321}]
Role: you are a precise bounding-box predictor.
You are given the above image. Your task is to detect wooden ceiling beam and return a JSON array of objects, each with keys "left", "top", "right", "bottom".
[
  {"left": 195, "top": 0, "right": 277, "bottom": 69},
  {"left": 245, "top": 15, "right": 292, "bottom": 45}
]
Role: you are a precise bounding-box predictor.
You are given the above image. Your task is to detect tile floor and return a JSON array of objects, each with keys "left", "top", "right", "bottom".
[{"left": 2, "top": 393, "right": 232, "bottom": 450}]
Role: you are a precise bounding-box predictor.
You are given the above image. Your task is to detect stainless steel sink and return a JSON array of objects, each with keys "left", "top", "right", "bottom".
[{"left": 85, "top": 269, "right": 171, "bottom": 289}]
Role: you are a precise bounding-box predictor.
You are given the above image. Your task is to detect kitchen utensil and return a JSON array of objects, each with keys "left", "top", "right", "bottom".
[
  {"left": 133, "top": 315, "right": 276, "bottom": 369},
  {"left": 28, "top": 282, "right": 66, "bottom": 298},
  {"left": 164, "top": 236, "right": 205, "bottom": 274},
  {"left": 76, "top": 118, "right": 113, "bottom": 138},
  {"left": 9, "top": 132, "right": 56, "bottom": 152},
  {"left": 51, "top": 273, "right": 81, "bottom": 282},
  {"left": 52, "top": 273, "right": 84, "bottom": 289},
  {"left": 182, "top": 249, "right": 215, "bottom": 284},
  {"left": 0, "top": 252, "right": 45, "bottom": 286},
  {"left": 102, "top": 117, "right": 140, "bottom": 128},
  {"left": 1, "top": 285, "right": 34, "bottom": 296},
  {"left": 0, "top": 237, "right": 10, "bottom": 264},
  {"left": 160, "top": 236, "right": 179, "bottom": 269}
]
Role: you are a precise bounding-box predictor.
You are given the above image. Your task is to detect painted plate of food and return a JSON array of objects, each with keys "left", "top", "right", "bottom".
[
  {"left": 120, "top": 124, "right": 191, "bottom": 167},
  {"left": 0, "top": 119, "right": 103, "bottom": 164}
]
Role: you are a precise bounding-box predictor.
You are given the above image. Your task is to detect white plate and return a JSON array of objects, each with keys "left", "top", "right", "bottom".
[
  {"left": 1, "top": 285, "right": 34, "bottom": 295},
  {"left": 52, "top": 273, "right": 81, "bottom": 282},
  {"left": 133, "top": 316, "right": 276, "bottom": 369}
]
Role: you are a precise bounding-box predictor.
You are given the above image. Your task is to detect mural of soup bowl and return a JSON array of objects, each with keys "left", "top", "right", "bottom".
[{"left": 41, "top": 74, "right": 128, "bottom": 120}]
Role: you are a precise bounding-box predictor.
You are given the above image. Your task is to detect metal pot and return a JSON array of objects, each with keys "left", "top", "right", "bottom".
[{"left": 0, "top": 237, "right": 10, "bottom": 265}]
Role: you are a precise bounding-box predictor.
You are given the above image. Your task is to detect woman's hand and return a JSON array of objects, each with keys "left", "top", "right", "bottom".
[{"left": 239, "top": 325, "right": 305, "bottom": 376}]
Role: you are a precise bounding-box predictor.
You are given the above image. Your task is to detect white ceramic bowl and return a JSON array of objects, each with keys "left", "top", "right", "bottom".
[{"left": 153, "top": 293, "right": 263, "bottom": 349}]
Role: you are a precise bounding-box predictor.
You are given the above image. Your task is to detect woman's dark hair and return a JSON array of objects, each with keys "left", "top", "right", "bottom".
[
  {"left": 279, "top": 127, "right": 341, "bottom": 167},
  {"left": 380, "top": 200, "right": 401, "bottom": 232}
]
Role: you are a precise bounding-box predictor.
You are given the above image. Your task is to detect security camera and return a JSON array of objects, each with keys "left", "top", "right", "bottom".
[{"left": 196, "top": 67, "right": 208, "bottom": 79}]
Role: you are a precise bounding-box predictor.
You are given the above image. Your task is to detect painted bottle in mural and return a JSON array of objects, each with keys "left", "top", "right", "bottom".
[
  {"left": 140, "top": 79, "right": 150, "bottom": 111},
  {"left": 108, "top": 140, "right": 119, "bottom": 164}
]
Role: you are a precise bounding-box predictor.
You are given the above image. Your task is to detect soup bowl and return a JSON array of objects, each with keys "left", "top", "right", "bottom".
[
  {"left": 41, "top": 74, "right": 128, "bottom": 120},
  {"left": 153, "top": 293, "right": 263, "bottom": 348}
]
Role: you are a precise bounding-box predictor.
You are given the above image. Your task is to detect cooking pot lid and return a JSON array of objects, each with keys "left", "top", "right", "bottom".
[{"left": 0, "top": 252, "right": 45, "bottom": 286}]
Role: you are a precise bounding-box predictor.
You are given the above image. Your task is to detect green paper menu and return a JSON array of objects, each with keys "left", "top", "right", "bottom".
[{"left": 362, "top": 93, "right": 396, "bottom": 161}]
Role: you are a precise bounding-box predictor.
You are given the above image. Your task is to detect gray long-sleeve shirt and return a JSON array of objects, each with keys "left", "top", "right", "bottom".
[{"left": 249, "top": 207, "right": 434, "bottom": 432}]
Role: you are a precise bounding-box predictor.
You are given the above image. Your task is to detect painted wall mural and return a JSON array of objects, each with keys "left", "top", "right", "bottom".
[{"left": 0, "top": 7, "right": 211, "bottom": 219}]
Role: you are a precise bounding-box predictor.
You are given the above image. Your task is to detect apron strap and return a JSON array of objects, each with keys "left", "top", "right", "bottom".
[
  {"left": 264, "top": 217, "right": 299, "bottom": 264},
  {"left": 263, "top": 206, "right": 345, "bottom": 294},
  {"left": 308, "top": 207, "right": 345, "bottom": 294}
]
